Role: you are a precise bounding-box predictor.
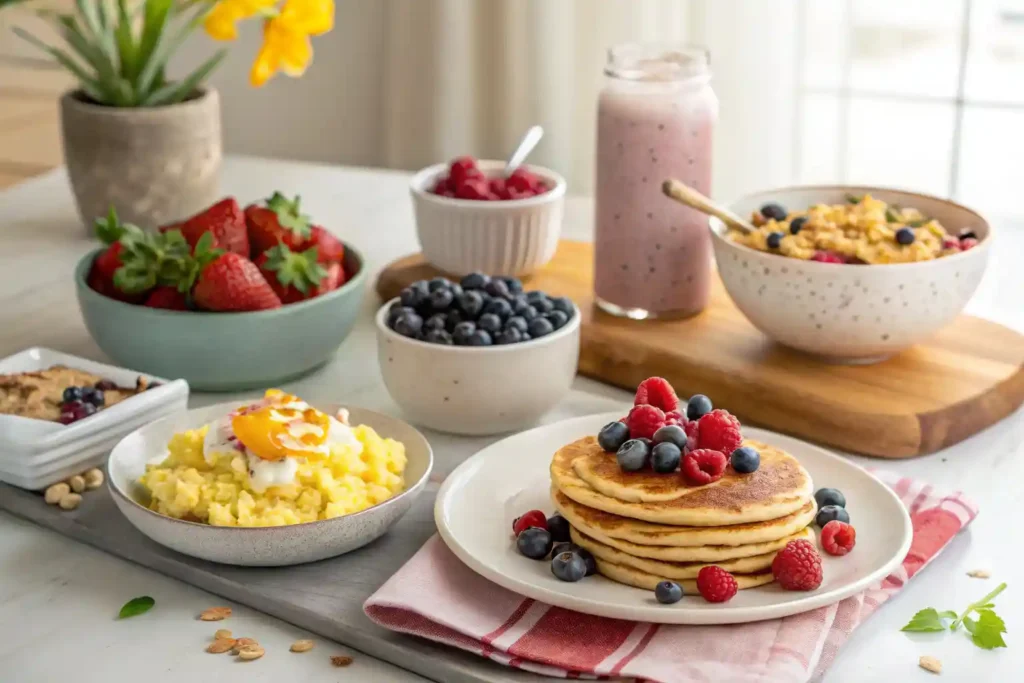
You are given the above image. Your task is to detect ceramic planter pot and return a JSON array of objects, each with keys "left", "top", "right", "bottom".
[{"left": 60, "top": 88, "right": 221, "bottom": 232}]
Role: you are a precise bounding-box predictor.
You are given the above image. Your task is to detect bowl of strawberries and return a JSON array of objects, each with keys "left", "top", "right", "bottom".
[
  {"left": 75, "top": 194, "right": 366, "bottom": 391},
  {"left": 410, "top": 157, "right": 566, "bottom": 277}
]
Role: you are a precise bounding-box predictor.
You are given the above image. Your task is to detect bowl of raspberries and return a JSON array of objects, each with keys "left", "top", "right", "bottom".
[
  {"left": 75, "top": 195, "right": 366, "bottom": 391},
  {"left": 410, "top": 156, "right": 566, "bottom": 277}
]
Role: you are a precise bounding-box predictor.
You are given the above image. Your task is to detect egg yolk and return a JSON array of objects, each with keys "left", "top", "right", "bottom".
[{"left": 231, "top": 391, "right": 331, "bottom": 462}]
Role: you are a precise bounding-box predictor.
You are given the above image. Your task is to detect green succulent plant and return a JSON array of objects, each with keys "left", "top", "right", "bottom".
[{"left": 2, "top": 0, "right": 225, "bottom": 107}]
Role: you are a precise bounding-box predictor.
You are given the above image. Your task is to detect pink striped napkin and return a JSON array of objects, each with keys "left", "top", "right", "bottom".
[{"left": 365, "top": 472, "right": 977, "bottom": 682}]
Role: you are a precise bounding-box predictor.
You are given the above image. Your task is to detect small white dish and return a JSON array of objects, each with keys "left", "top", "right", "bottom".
[
  {"left": 435, "top": 413, "right": 912, "bottom": 625},
  {"left": 107, "top": 401, "right": 433, "bottom": 567},
  {"left": 410, "top": 160, "right": 566, "bottom": 277},
  {"left": 375, "top": 298, "right": 580, "bottom": 435}
]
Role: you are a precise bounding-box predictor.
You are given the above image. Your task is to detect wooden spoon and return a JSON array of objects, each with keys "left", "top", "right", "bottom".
[{"left": 662, "top": 178, "right": 756, "bottom": 234}]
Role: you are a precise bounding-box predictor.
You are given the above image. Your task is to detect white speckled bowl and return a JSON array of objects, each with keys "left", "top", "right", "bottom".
[
  {"left": 375, "top": 298, "right": 581, "bottom": 435},
  {"left": 107, "top": 402, "right": 432, "bottom": 567},
  {"left": 710, "top": 186, "right": 991, "bottom": 362}
]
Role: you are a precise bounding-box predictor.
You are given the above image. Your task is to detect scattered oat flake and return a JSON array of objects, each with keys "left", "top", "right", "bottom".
[
  {"left": 919, "top": 655, "right": 942, "bottom": 674},
  {"left": 237, "top": 645, "right": 265, "bottom": 661},
  {"left": 967, "top": 569, "right": 991, "bottom": 579},
  {"left": 331, "top": 655, "right": 354, "bottom": 667},
  {"left": 205, "top": 638, "right": 237, "bottom": 654},
  {"left": 214, "top": 629, "right": 232, "bottom": 640},
  {"left": 199, "top": 607, "right": 232, "bottom": 621},
  {"left": 290, "top": 639, "right": 315, "bottom": 653},
  {"left": 230, "top": 638, "right": 258, "bottom": 654}
]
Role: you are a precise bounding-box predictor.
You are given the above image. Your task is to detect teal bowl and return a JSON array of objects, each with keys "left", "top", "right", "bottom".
[{"left": 75, "top": 245, "right": 368, "bottom": 391}]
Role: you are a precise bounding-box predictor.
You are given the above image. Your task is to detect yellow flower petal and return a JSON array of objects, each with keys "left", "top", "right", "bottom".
[
  {"left": 205, "top": 0, "right": 280, "bottom": 42},
  {"left": 278, "top": 0, "right": 334, "bottom": 35}
]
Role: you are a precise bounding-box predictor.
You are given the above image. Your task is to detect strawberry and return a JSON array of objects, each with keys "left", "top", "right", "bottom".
[
  {"left": 308, "top": 226, "right": 344, "bottom": 263},
  {"left": 254, "top": 244, "right": 328, "bottom": 304},
  {"left": 178, "top": 198, "right": 249, "bottom": 256},
  {"left": 317, "top": 261, "right": 346, "bottom": 294},
  {"left": 193, "top": 252, "right": 282, "bottom": 312},
  {"left": 245, "top": 192, "right": 313, "bottom": 255},
  {"left": 144, "top": 286, "right": 189, "bottom": 310}
]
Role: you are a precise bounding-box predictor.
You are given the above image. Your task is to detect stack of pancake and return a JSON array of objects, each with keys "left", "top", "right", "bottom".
[{"left": 550, "top": 436, "right": 816, "bottom": 593}]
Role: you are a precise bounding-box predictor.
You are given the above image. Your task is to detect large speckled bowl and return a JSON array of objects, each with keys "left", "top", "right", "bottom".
[
  {"left": 710, "top": 186, "right": 990, "bottom": 362},
  {"left": 107, "top": 402, "right": 432, "bottom": 567}
]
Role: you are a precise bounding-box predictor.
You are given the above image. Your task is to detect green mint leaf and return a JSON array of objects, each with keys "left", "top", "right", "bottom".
[
  {"left": 938, "top": 610, "right": 958, "bottom": 620},
  {"left": 846, "top": 193, "right": 863, "bottom": 204},
  {"left": 901, "top": 608, "right": 952, "bottom": 632},
  {"left": 963, "top": 616, "right": 978, "bottom": 634},
  {"left": 970, "top": 610, "right": 1007, "bottom": 650},
  {"left": 885, "top": 208, "right": 901, "bottom": 223},
  {"left": 118, "top": 595, "right": 154, "bottom": 619},
  {"left": 907, "top": 219, "right": 928, "bottom": 228}
]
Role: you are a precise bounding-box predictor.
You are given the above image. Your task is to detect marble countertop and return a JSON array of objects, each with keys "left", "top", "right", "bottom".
[{"left": 1, "top": 156, "right": 1021, "bottom": 683}]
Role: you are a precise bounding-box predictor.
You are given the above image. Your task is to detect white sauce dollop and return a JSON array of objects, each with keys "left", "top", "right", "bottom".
[{"left": 246, "top": 452, "right": 300, "bottom": 493}]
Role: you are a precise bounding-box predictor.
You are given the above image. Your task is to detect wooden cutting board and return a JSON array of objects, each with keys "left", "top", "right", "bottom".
[{"left": 376, "top": 241, "right": 1024, "bottom": 458}]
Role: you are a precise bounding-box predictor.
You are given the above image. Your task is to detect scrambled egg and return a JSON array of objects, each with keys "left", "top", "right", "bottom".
[{"left": 139, "top": 423, "right": 407, "bottom": 527}]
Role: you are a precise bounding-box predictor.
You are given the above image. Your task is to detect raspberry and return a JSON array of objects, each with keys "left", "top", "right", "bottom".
[
  {"left": 695, "top": 409, "right": 742, "bottom": 454},
  {"left": 626, "top": 404, "right": 665, "bottom": 440},
  {"left": 512, "top": 510, "right": 547, "bottom": 536},
  {"left": 942, "top": 236, "right": 960, "bottom": 251},
  {"left": 683, "top": 419, "right": 699, "bottom": 453},
  {"left": 696, "top": 566, "right": 738, "bottom": 603},
  {"left": 664, "top": 410, "right": 684, "bottom": 426},
  {"left": 772, "top": 539, "right": 823, "bottom": 591},
  {"left": 821, "top": 521, "right": 856, "bottom": 556},
  {"left": 811, "top": 250, "right": 845, "bottom": 264},
  {"left": 960, "top": 237, "right": 978, "bottom": 250},
  {"left": 681, "top": 449, "right": 727, "bottom": 485},
  {"left": 634, "top": 377, "right": 679, "bottom": 412}
]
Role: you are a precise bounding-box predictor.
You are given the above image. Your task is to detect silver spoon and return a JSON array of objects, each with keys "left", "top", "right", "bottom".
[
  {"left": 662, "top": 178, "right": 756, "bottom": 234},
  {"left": 504, "top": 125, "right": 544, "bottom": 177}
]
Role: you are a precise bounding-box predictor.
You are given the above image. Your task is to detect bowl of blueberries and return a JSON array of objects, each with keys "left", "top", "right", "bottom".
[{"left": 376, "top": 272, "right": 580, "bottom": 435}]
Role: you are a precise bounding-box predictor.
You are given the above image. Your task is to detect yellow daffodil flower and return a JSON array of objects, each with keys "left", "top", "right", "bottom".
[
  {"left": 250, "top": 0, "right": 334, "bottom": 87},
  {"left": 204, "top": 0, "right": 279, "bottom": 42}
]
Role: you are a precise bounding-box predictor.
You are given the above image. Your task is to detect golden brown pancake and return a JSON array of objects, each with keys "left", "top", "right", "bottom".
[{"left": 594, "top": 558, "right": 776, "bottom": 592}]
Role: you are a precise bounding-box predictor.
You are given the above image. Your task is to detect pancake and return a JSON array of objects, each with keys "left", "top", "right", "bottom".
[
  {"left": 594, "top": 558, "right": 776, "bottom": 592},
  {"left": 551, "top": 437, "right": 812, "bottom": 526},
  {"left": 553, "top": 487, "right": 816, "bottom": 549},
  {"left": 570, "top": 527, "right": 784, "bottom": 579},
  {"left": 579, "top": 522, "right": 813, "bottom": 563}
]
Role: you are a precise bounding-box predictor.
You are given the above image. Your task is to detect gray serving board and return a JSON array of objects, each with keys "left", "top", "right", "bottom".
[{"left": 0, "top": 481, "right": 546, "bottom": 683}]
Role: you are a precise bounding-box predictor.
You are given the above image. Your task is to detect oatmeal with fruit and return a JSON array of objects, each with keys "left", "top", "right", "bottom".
[{"left": 728, "top": 195, "right": 978, "bottom": 265}]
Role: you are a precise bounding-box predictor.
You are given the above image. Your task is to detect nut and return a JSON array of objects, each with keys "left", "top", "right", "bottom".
[
  {"left": 237, "top": 645, "right": 265, "bottom": 661},
  {"left": 967, "top": 569, "right": 991, "bottom": 579},
  {"left": 231, "top": 638, "right": 258, "bottom": 654},
  {"left": 205, "top": 638, "right": 237, "bottom": 654},
  {"left": 330, "top": 655, "right": 353, "bottom": 667},
  {"left": 44, "top": 482, "right": 70, "bottom": 505},
  {"left": 290, "top": 639, "right": 314, "bottom": 653},
  {"left": 68, "top": 475, "right": 86, "bottom": 493},
  {"left": 198, "top": 606, "right": 232, "bottom": 621},
  {"left": 919, "top": 656, "right": 942, "bottom": 674},
  {"left": 84, "top": 469, "right": 104, "bottom": 489},
  {"left": 58, "top": 493, "right": 82, "bottom": 511},
  {"left": 214, "top": 629, "right": 232, "bottom": 640}
]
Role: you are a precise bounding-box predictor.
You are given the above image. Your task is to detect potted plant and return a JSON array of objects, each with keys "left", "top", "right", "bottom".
[{"left": 2, "top": 0, "right": 334, "bottom": 230}]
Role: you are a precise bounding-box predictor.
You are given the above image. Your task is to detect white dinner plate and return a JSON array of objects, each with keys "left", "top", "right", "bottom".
[{"left": 435, "top": 412, "right": 913, "bottom": 625}]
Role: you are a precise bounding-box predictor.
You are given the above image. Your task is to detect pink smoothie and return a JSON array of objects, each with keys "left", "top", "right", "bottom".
[{"left": 594, "top": 50, "right": 717, "bottom": 318}]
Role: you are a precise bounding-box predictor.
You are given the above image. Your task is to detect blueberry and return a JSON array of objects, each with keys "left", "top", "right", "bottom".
[
  {"left": 533, "top": 297, "right": 554, "bottom": 314},
  {"left": 959, "top": 228, "right": 977, "bottom": 240},
  {"left": 82, "top": 387, "right": 104, "bottom": 407},
  {"left": 655, "top": 581, "right": 683, "bottom": 604},
  {"left": 521, "top": 333, "right": 531, "bottom": 341},
  {"left": 547, "top": 514, "right": 571, "bottom": 543},
  {"left": 424, "top": 313, "right": 447, "bottom": 331},
  {"left": 514, "top": 302, "right": 538, "bottom": 320},
  {"left": 525, "top": 290, "right": 547, "bottom": 304},
  {"left": 637, "top": 437, "right": 653, "bottom": 449},
  {"left": 598, "top": 421, "right": 630, "bottom": 452},
  {"left": 760, "top": 203, "right": 787, "bottom": 221},
  {"left": 651, "top": 442, "right": 682, "bottom": 473},
  {"left": 428, "top": 277, "right": 451, "bottom": 292},
  {"left": 551, "top": 541, "right": 579, "bottom": 557},
  {"left": 394, "top": 312, "right": 423, "bottom": 338},
  {"left": 616, "top": 439, "right": 650, "bottom": 472},
  {"left": 503, "top": 277, "right": 523, "bottom": 294},
  {"left": 505, "top": 316, "right": 528, "bottom": 333},
  {"left": 387, "top": 304, "right": 416, "bottom": 327},
  {"left": 550, "top": 296, "right": 574, "bottom": 316},
  {"left": 730, "top": 446, "right": 760, "bottom": 474},
  {"left": 424, "top": 329, "right": 453, "bottom": 345},
  {"left": 460, "top": 272, "right": 490, "bottom": 290},
  {"left": 545, "top": 310, "right": 569, "bottom": 330},
  {"left": 62, "top": 386, "right": 83, "bottom": 403},
  {"left": 527, "top": 317, "right": 554, "bottom": 338},
  {"left": 457, "top": 291, "right": 485, "bottom": 318},
  {"left": 577, "top": 547, "right": 597, "bottom": 575},
  {"left": 789, "top": 216, "right": 807, "bottom": 234},
  {"left": 814, "top": 487, "right": 846, "bottom": 509},
  {"left": 484, "top": 298, "right": 513, "bottom": 319},
  {"left": 516, "top": 527, "right": 553, "bottom": 560},
  {"left": 652, "top": 424, "right": 688, "bottom": 450},
  {"left": 766, "top": 231, "right": 784, "bottom": 249},
  {"left": 495, "top": 328, "right": 523, "bottom": 345},
  {"left": 429, "top": 287, "right": 454, "bottom": 311},
  {"left": 815, "top": 504, "right": 850, "bottom": 528},
  {"left": 452, "top": 321, "right": 476, "bottom": 344},
  {"left": 550, "top": 551, "right": 587, "bottom": 582},
  {"left": 467, "top": 330, "right": 493, "bottom": 346},
  {"left": 445, "top": 309, "right": 465, "bottom": 331},
  {"left": 399, "top": 285, "right": 428, "bottom": 309},
  {"left": 896, "top": 227, "right": 915, "bottom": 245},
  {"left": 485, "top": 279, "right": 511, "bottom": 299},
  {"left": 686, "top": 394, "right": 713, "bottom": 421},
  {"left": 477, "top": 313, "right": 502, "bottom": 334}
]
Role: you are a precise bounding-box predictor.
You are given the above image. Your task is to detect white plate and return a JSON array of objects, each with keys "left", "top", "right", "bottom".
[{"left": 435, "top": 412, "right": 913, "bottom": 625}]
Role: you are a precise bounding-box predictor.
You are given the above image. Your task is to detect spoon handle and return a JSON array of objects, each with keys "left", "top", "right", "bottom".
[
  {"left": 504, "top": 125, "right": 544, "bottom": 177},
  {"left": 661, "top": 179, "right": 756, "bottom": 234}
]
